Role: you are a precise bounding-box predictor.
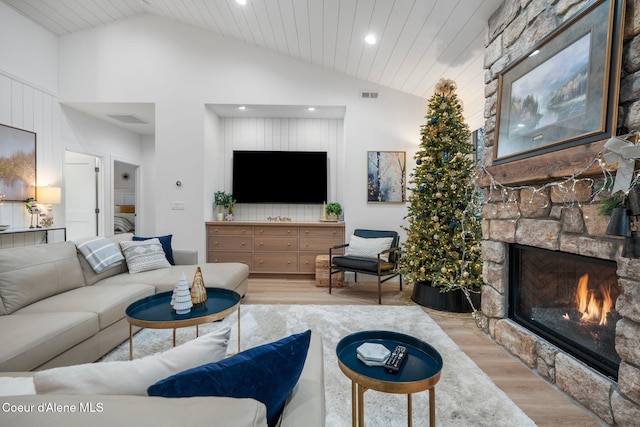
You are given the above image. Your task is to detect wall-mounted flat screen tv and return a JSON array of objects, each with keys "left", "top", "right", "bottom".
[{"left": 232, "top": 150, "right": 327, "bottom": 204}]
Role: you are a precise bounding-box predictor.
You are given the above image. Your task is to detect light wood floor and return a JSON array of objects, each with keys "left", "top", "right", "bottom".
[{"left": 243, "top": 277, "right": 605, "bottom": 427}]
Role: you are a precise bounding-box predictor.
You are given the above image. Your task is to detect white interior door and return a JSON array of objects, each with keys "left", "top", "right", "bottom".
[{"left": 65, "top": 151, "right": 100, "bottom": 240}]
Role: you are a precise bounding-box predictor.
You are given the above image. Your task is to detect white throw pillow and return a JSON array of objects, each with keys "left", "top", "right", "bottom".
[
  {"left": 34, "top": 325, "right": 231, "bottom": 396},
  {"left": 345, "top": 235, "right": 394, "bottom": 261},
  {"left": 120, "top": 238, "right": 171, "bottom": 274}
]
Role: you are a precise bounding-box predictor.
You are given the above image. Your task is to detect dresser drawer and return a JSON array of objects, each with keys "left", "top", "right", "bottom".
[
  {"left": 207, "top": 225, "right": 252, "bottom": 236},
  {"left": 254, "top": 226, "right": 299, "bottom": 237},
  {"left": 207, "top": 235, "right": 253, "bottom": 251},
  {"left": 299, "top": 254, "right": 318, "bottom": 273},
  {"left": 208, "top": 251, "right": 253, "bottom": 268},
  {"left": 254, "top": 253, "right": 298, "bottom": 272},
  {"left": 300, "top": 237, "right": 344, "bottom": 252},
  {"left": 300, "top": 226, "right": 343, "bottom": 238},
  {"left": 254, "top": 237, "right": 299, "bottom": 251}
]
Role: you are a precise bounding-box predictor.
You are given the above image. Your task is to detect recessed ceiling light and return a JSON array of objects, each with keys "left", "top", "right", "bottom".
[
  {"left": 238, "top": 106, "right": 246, "bottom": 110},
  {"left": 308, "top": 107, "right": 316, "bottom": 112},
  {"left": 365, "top": 34, "right": 377, "bottom": 45},
  {"left": 235, "top": 0, "right": 247, "bottom": 5}
]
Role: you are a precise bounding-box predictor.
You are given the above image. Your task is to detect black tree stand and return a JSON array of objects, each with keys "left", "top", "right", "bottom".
[{"left": 411, "top": 281, "right": 481, "bottom": 314}]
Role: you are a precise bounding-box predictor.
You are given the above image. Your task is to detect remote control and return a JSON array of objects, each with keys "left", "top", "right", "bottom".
[{"left": 384, "top": 345, "right": 407, "bottom": 374}]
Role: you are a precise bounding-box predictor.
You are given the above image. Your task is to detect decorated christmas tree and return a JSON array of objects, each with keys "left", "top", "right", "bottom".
[{"left": 398, "top": 78, "right": 483, "bottom": 307}]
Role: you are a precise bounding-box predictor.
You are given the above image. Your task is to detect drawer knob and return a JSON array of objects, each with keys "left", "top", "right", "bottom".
[
  {"left": 287, "top": 230, "right": 291, "bottom": 234},
  {"left": 260, "top": 242, "right": 264, "bottom": 246},
  {"left": 260, "top": 260, "right": 264, "bottom": 264},
  {"left": 241, "top": 242, "right": 246, "bottom": 246},
  {"left": 214, "top": 228, "right": 218, "bottom": 232},
  {"left": 287, "top": 261, "right": 291, "bottom": 264},
  {"left": 214, "top": 241, "right": 219, "bottom": 245},
  {"left": 287, "top": 243, "right": 291, "bottom": 246}
]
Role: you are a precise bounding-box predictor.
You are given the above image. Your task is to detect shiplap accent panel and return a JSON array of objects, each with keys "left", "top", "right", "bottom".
[
  {"left": 0, "top": 72, "right": 62, "bottom": 247},
  {"left": 220, "top": 117, "right": 343, "bottom": 222}
]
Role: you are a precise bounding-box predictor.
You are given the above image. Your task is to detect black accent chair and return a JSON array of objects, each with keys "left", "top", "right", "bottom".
[{"left": 329, "top": 229, "right": 402, "bottom": 304}]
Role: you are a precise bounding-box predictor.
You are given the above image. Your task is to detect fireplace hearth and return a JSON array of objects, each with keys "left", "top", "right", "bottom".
[{"left": 508, "top": 245, "right": 621, "bottom": 380}]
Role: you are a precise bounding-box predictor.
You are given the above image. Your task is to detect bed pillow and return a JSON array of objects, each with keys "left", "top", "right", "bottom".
[
  {"left": 345, "top": 235, "right": 394, "bottom": 261},
  {"left": 133, "top": 234, "right": 175, "bottom": 265},
  {"left": 120, "top": 238, "right": 171, "bottom": 274},
  {"left": 148, "top": 329, "right": 311, "bottom": 427},
  {"left": 34, "top": 325, "right": 231, "bottom": 396}
]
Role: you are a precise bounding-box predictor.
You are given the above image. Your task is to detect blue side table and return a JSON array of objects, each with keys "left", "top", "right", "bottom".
[
  {"left": 126, "top": 287, "right": 241, "bottom": 360},
  {"left": 336, "top": 330, "right": 443, "bottom": 427}
]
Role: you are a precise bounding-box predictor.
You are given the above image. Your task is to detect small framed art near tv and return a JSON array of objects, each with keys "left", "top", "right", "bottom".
[
  {"left": 0, "top": 123, "right": 36, "bottom": 201},
  {"left": 493, "top": 0, "right": 624, "bottom": 163},
  {"left": 232, "top": 150, "right": 327, "bottom": 204}
]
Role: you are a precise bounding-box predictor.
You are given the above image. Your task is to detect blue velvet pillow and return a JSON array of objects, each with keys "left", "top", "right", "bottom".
[
  {"left": 147, "top": 330, "right": 311, "bottom": 427},
  {"left": 133, "top": 234, "right": 174, "bottom": 265}
]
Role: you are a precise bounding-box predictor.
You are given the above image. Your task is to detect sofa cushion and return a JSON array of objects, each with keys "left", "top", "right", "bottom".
[
  {"left": 120, "top": 239, "right": 171, "bottom": 274},
  {"left": 133, "top": 234, "right": 175, "bottom": 265},
  {"left": 96, "top": 263, "right": 249, "bottom": 295},
  {"left": 0, "top": 395, "right": 268, "bottom": 427},
  {"left": 0, "top": 241, "right": 86, "bottom": 315},
  {"left": 0, "top": 312, "right": 99, "bottom": 372},
  {"left": 78, "top": 234, "right": 132, "bottom": 286},
  {"left": 148, "top": 329, "right": 311, "bottom": 427},
  {"left": 14, "top": 284, "right": 154, "bottom": 329},
  {"left": 34, "top": 325, "right": 231, "bottom": 396}
]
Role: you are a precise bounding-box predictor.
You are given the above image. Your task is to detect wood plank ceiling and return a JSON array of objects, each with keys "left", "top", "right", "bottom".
[{"left": 1, "top": 0, "right": 504, "bottom": 128}]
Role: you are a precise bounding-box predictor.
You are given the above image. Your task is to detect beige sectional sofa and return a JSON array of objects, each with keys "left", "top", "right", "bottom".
[
  {"left": 0, "top": 234, "right": 326, "bottom": 427},
  {"left": 0, "top": 233, "right": 248, "bottom": 372}
]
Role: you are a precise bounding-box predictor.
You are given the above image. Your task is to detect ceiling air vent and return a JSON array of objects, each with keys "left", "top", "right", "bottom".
[
  {"left": 106, "top": 114, "right": 149, "bottom": 124},
  {"left": 361, "top": 91, "right": 379, "bottom": 99}
]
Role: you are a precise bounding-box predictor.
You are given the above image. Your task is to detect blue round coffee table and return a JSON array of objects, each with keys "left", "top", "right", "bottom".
[
  {"left": 336, "top": 330, "right": 443, "bottom": 427},
  {"left": 126, "top": 287, "right": 241, "bottom": 359}
]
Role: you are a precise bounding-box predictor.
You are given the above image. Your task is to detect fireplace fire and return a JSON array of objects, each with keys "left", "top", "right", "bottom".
[{"left": 509, "top": 245, "right": 621, "bottom": 380}]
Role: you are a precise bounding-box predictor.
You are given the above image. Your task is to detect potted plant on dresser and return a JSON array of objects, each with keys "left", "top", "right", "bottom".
[
  {"left": 325, "top": 202, "right": 342, "bottom": 221},
  {"left": 214, "top": 191, "right": 233, "bottom": 221},
  {"left": 398, "top": 78, "right": 483, "bottom": 316}
]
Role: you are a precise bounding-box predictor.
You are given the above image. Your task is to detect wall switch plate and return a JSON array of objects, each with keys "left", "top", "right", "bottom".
[{"left": 171, "top": 201, "right": 185, "bottom": 210}]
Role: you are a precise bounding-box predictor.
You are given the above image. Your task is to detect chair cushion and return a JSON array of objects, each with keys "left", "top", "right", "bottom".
[
  {"left": 345, "top": 235, "right": 394, "bottom": 261},
  {"left": 332, "top": 256, "right": 394, "bottom": 273}
]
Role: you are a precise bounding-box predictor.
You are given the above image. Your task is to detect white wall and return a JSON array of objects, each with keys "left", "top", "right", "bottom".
[
  {"left": 57, "top": 14, "right": 426, "bottom": 256},
  {"left": 0, "top": 3, "right": 61, "bottom": 237},
  {"left": 215, "top": 116, "right": 343, "bottom": 222}
]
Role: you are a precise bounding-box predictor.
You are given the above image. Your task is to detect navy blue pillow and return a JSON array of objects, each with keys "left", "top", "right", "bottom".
[
  {"left": 132, "top": 234, "right": 174, "bottom": 265},
  {"left": 147, "top": 330, "right": 311, "bottom": 427}
]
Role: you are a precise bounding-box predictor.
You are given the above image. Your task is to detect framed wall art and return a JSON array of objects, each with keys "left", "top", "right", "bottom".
[
  {"left": 367, "top": 151, "right": 406, "bottom": 203},
  {"left": 0, "top": 123, "right": 36, "bottom": 201},
  {"left": 494, "top": 0, "right": 624, "bottom": 163}
]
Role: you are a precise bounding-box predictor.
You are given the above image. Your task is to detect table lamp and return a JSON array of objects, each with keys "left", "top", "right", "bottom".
[{"left": 37, "top": 186, "right": 61, "bottom": 227}]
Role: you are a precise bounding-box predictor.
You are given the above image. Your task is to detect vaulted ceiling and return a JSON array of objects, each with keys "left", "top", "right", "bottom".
[{"left": 2, "top": 0, "right": 503, "bottom": 129}]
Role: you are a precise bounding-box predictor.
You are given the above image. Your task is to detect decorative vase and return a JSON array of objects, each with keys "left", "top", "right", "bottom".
[
  {"left": 171, "top": 273, "right": 192, "bottom": 314},
  {"left": 411, "top": 280, "right": 480, "bottom": 313},
  {"left": 190, "top": 266, "right": 208, "bottom": 308}
]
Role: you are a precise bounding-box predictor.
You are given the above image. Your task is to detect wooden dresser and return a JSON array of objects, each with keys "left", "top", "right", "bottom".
[{"left": 205, "top": 221, "right": 345, "bottom": 277}]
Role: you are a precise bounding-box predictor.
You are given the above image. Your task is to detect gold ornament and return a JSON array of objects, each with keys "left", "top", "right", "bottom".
[
  {"left": 190, "top": 266, "right": 208, "bottom": 308},
  {"left": 440, "top": 266, "right": 447, "bottom": 273}
]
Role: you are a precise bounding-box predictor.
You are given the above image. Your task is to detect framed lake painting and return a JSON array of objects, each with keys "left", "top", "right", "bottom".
[
  {"left": 494, "top": 0, "right": 624, "bottom": 163},
  {"left": 0, "top": 124, "right": 36, "bottom": 201},
  {"left": 367, "top": 151, "right": 406, "bottom": 203}
]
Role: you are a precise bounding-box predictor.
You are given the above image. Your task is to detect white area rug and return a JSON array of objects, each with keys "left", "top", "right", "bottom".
[{"left": 102, "top": 304, "right": 536, "bottom": 427}]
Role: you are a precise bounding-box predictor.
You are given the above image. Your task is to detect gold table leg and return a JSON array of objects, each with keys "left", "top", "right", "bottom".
[
  {"left": 196, "top": 324, "right": 199, "bottom": 337},
  {"left": 173, "top": 328, "right": 176, "bottom": 347},
  {"left": 408, "top": 393, "right": 412, "bottom": 427},
  {"left": 237, "top": 305, "right": 241, "bottom": 353},
  {"left": 351, "top": 381, "right": 357, "bottom": 427},
  {"left": 357, "top": 384, "right": 366, "bottom": 427},
  {"left": 429, "top": 387, "right": 436, "bottom": 427},
  {"left": 129, "top": 324, "right": 133, "bottom": 360}
]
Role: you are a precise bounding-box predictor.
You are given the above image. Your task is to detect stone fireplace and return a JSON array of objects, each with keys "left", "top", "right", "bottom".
[{"left": 480, "top": 0, "right": 640, "bottom": 425}]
